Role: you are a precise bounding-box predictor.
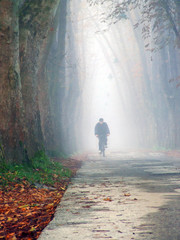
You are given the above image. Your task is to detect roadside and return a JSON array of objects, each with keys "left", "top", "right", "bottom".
[
  {"left": 1, "top": 150, "right": 180, "bottom": 239},
  {"left": 0, "top": 154, "right": 85, "bottom": 240}
]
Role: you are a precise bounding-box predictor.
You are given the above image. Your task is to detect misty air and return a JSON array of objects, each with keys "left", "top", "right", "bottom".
[{"left": 0, "top": 0, "right": 180, "bottom": 239}]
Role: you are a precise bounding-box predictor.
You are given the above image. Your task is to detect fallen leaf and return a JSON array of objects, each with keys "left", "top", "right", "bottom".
[
  {"left": 6, "top": 233, "right": 17, "bottom": 239},
  {"left": 30, "top": 226, "right": 36, "bottom": 232},
  {"left": 7, "top": 217, "right": 13, "bottom": 222},
  {"left": 103, "top": 197, "right": 112, "bottom": 201},
  {"left": 82, "top": 205, "right": 91, "bottom": 208},
  {"left": 19, "top": 204, "right": 29, "bottom": 208},
  {"left": 0, "top": 157, "right": 82, "bottom": 239},
  {"left": 124, "top": 193, "right": 131, "bottom": 197}
]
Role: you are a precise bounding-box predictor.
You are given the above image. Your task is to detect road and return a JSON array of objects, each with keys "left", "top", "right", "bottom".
[{"left": 39, "top": 151, "right": 180, "bottom": 240}]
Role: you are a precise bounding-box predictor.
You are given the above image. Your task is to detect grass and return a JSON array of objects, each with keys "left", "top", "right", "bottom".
[
  {"left": 0, "top": 150, "right": 72, "bottom": 189},
  {"left": 46, "top": 149, "right": 69, "bottom": 159}
]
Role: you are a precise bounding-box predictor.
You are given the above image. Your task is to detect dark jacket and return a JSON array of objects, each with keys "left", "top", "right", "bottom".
[{"left": 95, "top": 122, "right": 110, "bottom": 136}]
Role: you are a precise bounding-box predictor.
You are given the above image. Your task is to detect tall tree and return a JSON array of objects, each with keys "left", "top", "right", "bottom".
[
  {"left": 0, "top": 0, "right": 25, "bottom": 162},
  {"left": 0, "top": 0, "right": 61, "bottom": 163},
  {"left": 19, "top": 0, "right": 60, "bottom": 158}
]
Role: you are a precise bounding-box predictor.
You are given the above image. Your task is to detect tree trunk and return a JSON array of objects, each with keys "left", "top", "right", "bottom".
[
  {"left": 0, "top": 0, "right": 26, "bottom": 163},
  {"left": 19, "top": 0, "right": 60, "bottom": 158}
]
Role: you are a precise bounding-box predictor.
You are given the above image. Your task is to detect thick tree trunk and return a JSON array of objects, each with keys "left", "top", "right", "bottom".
[
  {"left": 19, "top": 0, "right": 60, "bottom": 158},
  {"left": 0, "top": 0, "right": 26, "bottom": 163},
  {"left": 0, "top": 0, "right": 61, "bottom": 162}
]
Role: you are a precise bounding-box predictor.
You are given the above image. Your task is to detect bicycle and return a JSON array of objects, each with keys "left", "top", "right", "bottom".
[{"left": 99, "top": 135, "right": 106, "bottom": 157}]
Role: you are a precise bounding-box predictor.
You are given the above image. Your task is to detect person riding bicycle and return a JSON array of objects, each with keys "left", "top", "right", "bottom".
[{"left": 95, "top": 118, "right": 110, "bottom": 153}]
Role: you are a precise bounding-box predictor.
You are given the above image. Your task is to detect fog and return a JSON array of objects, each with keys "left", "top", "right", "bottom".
[
  {"left": 61, "top": 0, "right": 180, "bottom": 153},
  {"left": 67, "top": 1, "right": 143, "bottom": 151}
]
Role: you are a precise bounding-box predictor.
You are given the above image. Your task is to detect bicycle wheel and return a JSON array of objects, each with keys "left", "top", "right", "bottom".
[
  {"left": 101, "top": 140, "right": 105, "bottom": 157},
  {"left": 102, "top": 146, "right": 105, "bottom": 157},
  {"left": 99, "top": 136, "right": 105, "bottom": 157}
]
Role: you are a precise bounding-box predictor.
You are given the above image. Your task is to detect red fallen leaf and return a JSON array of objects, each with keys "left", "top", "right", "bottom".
[
  {"left": 0, "top": 157, "right": 83, "bottom": 239},
  {"left": 82, "top": 205, "right": 91, "bottom": 208},
  {"left": 6, "top": 232, "right": 17, "bottom": 239},
  {"left": 103, "top": 197, "right": 112, "bottom": 201}
]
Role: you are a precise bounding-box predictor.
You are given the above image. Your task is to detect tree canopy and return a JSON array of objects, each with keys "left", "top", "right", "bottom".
[{"left": 88, "top": 0, "right": 180, "bottom": 51}]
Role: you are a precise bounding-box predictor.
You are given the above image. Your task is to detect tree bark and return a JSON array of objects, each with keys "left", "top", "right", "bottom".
[
  {"left": 0, "top": 0, "right": 26, "bottom": 163},
  {"left": 19, "top": 0, "right": 60, "bottom": 158}
]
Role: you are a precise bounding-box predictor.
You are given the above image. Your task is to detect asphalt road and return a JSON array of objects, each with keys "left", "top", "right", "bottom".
[{"left": 39, "top": 151, "right": 180, "bottom": 240}]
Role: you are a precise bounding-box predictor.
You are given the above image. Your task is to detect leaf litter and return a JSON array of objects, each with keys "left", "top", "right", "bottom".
[{"left": 0, "top": 158, "right": 83, "bottom": 240}]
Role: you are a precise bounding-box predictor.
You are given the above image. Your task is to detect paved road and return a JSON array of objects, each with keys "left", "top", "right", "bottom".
[{"left": 39, "top": 152, "right": 180, "bottom": 240}]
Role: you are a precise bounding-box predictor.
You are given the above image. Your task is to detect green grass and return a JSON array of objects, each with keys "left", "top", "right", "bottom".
[
  {"left": 0, "top": 150, "right": 72, "bottom": 189},
  {"left": 46, "top": 150, "right": 69, "bottom": 159}
]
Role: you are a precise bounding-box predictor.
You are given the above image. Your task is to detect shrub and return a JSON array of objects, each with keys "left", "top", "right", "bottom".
[{"left": 0, "top": 150, "right": 72, "bottom": 188}]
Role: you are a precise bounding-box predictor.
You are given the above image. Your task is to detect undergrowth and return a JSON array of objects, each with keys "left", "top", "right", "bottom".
[
  {"left": 0, "top": 150, "right": 72, "bottom": 189},
  {"left": 47, "top": 150, "right": 69, "bottom": 159}
]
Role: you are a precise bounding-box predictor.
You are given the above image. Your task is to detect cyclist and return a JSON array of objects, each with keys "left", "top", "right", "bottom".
[{"left": 95, "top": 118, "right": 110, "bottom": 153}]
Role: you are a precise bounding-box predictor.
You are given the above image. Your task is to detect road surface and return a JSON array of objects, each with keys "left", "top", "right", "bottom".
[{"left": 39, "top": 151, "right": 180, "bottom": 240}]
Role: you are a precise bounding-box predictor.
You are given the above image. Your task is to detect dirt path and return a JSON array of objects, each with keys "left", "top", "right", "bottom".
[{"left": 39, "top": 152, "right": 180, "bottom": 240}]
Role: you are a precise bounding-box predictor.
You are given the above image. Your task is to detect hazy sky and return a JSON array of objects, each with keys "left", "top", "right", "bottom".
[{"left": 67, "top": 1, "right": 153, "bottom": 151}]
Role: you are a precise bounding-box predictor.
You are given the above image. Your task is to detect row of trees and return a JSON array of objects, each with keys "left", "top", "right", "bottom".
[
  {"left": 86, "top": 0, "right": 180, "bottom": 149},
  {"left": 88, "top": 0, "right": 180, "bottom": 49},
  {"left": 0, "top": 0, "right": 80, "bottom": 164},
  {"left": 1, "top": 0, "right": 180, "bottom": 164}
]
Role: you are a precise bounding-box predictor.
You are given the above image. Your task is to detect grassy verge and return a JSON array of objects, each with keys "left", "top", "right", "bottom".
[{"left": 0, "top": 150, "right": 72, "bottom": 189}]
